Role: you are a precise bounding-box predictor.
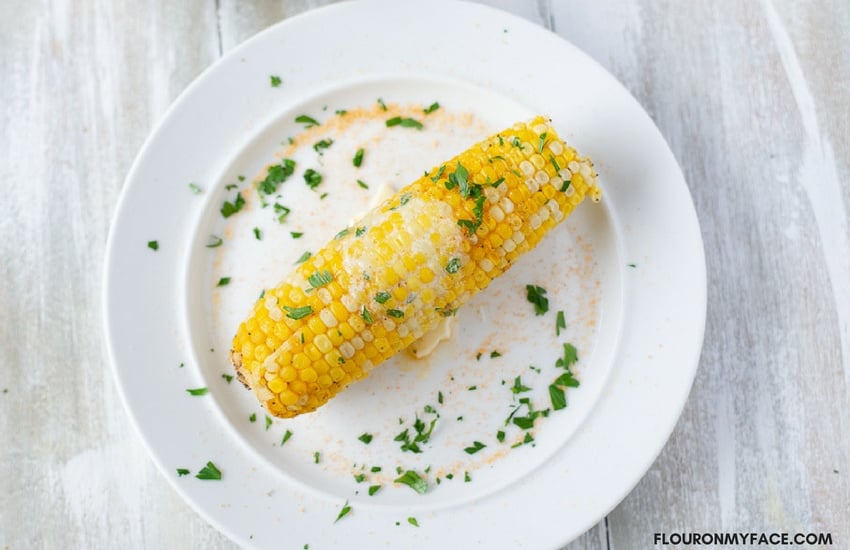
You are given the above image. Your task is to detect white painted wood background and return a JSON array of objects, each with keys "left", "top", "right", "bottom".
[{"left": 1, "top": 0, "right": 848, "bottom": 548}]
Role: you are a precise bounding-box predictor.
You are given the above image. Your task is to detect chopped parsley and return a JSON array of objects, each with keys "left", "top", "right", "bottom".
[
  {"left": 370, "top": 466, "right": 382, "bottom": 473},
  {"left": 253, "top": 227, "right": 262, "bottom": 240},
  {"left": 195, "top": 461, "right": 222, "bottom": 480},
  {"left": 374, "top": 291, "right": 391, "bottom": 304},
  {"left": 217, "top": 277, "right": 231, "bottom": 287},
  {"left": 525, "top": 285, "right": 549, "bottom": 315},
  {"left": 273, "top": 203, "right": 291, "bottom": 223},
  {"left": 221, "top": 373, "right": 233, "bottom": 383},
  {"left": 360, "top": 306, "right": 374, "bottom": 324},
  {"left": 307, "top": 270, "right": 333, "bottom": 289},
  {"left": 628, "top": 263, "right": 637, "bottom": 268},
  {"left": 386, "top": 309, "right": 404, "bottom": 318},
  {"left": 335, "top": 109, "right": 347, "bottom": 116},
  {"left": 290, "top": 231, "right": 303, "bottom": 238},
  {"left": 430, "top": 165, "right": 446, "bottom": 182},
  {"left": 206, "top": 235, "right": 223, "bottom": 248},
  {"left": 220, "top": 192, "right": 245, "bottom": 218},
  {"left": 314, "top": 452, "right": 321, "bottom": 464},
  {"left": 147, "top": 240, "right": 159, "bottom": 251},
  {"left": 538, "top": 132, "right": 547, "bottom": 153},
  {"left": 445, "top": 257, "right": 461, "bottom": 274},
  {"left": 559, "top": 179, "right": 572, "bottom": 192},
  {"left": 394, "top": 470, "right": 428, "bottom": 494},
  {"left": 556, "top": 343, "right": 579, "bottom": 370},
  {"left": 225, "top": 183, "right": 237, "bottom": 191},
  {"left": 334, "top": 500, "right": 351, "bottom": 522},
  {"left": 334, "top": 228, "right": 349, "bottom": 239},
  {"left": 423, "top": 101, "right": 440, "bottom": 114},
  {"left": 408, "top": 517, "right": 420, "bottom": 527},
  {"left": 464, "top": 471, "right": 471, "bottom": 482},
  {"left": 355, "top": 226, "right": 367, "bottom": 237},
  {"left": 357, "top": 433, "right": 373, "bottom": 444},
  {"left": 188, "top": 182, "right": 203, "bottom": 194},
  {"left": 186, "top": 387, "right": 208, "bottom": 396},
  {"left": 270, "top": 75, "right": 282, "bottom": 87},
  {"left": 313, "top": 139, "right": 334, "bottom": 154},
  {"left": 264, "top": 415, "right": 273, "bottom": 430},
  {"left": 464, "top": 441, "right": 486, "bottom": 455},
  {"left": 176, "top": 468, "right": 190, "bottom": 477},
  {"left": 386, "top": 116, "right": 423, "bottom": 129},
  {"left": 490, "top": 350, "right": 502, "bottom": 358},
  {"left": 356, "top": 179, "right": 369, "bottom": 189},
  {"left": 437, "top": 391, "right": 444, "bottom": 404},
  {"left": 353, "top": 473, "right": 366, "bottom": 483},
  {"left": 549, "top": 384, "right": 567, "bottom": 411},
  {"left": 468, "top": 386, "right": 477, "bottom": 391},
  {"left": 496, "top": 430, "right": 506, "bottom": 443},
  {"left": 353, "top": 148, "right": 364, "bottom": 167},
  {"left": 556, "top": 310, "right": 566, "bottom": 336},
  {"left": 377, "top": 98, "right": 387, "bottom": 111},
  {"left": 249, "top": 413, "right": 256, "bottom": 422},
  {"left": 368, "top": 485, "right": 381, "bottom": 496},
  {"left": 281, "top": 430, "right": 293, "bottom": 445},
  {"left": 258, "top": 159, "right": 296, "bottom": 195},
  {"left": 511, "top": 376, "right": 532, "bottom": 394},
  {"left": 303, "top": 169, "right": 322, "bottom": 189},
  {"left": 295, "top": 251, "right": 312, "bottom": 264},
  {"left": 284, "top": 305, "right": 313, "bottom": 320},
  {"left": 295, "top": 114, "right": 319, "bottom": 128}
]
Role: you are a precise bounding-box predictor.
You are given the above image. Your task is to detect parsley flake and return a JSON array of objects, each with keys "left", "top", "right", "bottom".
[
  {"left": 147, "top": 240, "right": 159, "bottom": 251},
  {"left": 291, "top": 231, "right": 303, "bottom": 239},
  {"left": 368, "top": 485, "right": 381, "bottom": 496},
  {"left": 387, "top": 309, "right": 404, "bottom": 318},
  {"left": 217, "top": 277, "right": 231, "bottom": 287},
  {"left": 356, "top": 179, "right": 369, "bottom": 189},
  {"left": 206, "top": 235, "right": 223, "bottom": 248},
  {"left": 195, "top": 461, "right": 222, "bottom": 480},
  {"left": 303, "top": 169, "right": 322, "bottom": 190},
  {"left": 186, "top": 387, "right": 208, "bottom": 396},
  {"left": 176, "top": 468, "right": 190, "bottom": 477},
  {"left": 556, "top": 311, "right": 566, "bottom": 336},
  {"left": 220, "top": 192, "right": 245, "bottom": 218},
  {"left": 445, "top": 257, "right": 461, "bottom": 274},
  {"left": 258, "top": 159, "right": 296, "bottom": 195},
  {"left": 313, "top": 139, "right": 334, "bottom": 154},
  {"left": 525, "top": 285, "right": 549, "bottom": 315},
  {"left": 353, "top": 148, "right": 364, "bottom": 167},
  {"left": 386, "top": 116, "right": 423, "bottom": 129},
  {"left": 188, "top": 183, "right": 203, "bottom": 194},
  {"left": 281, "top": 430, "right": 293, "bottom": 445},
  {"left": 253, "top": 227, "right": 262, "bottom": 240},
  {"left": 334, "top": 500, "right": 352, "bottom": 522},
  {"left": 360, "top": 306, "right": 374, "bottom": 324},
  {"left": 295, "top": 114, "right": 319, "bottom": 128},
  {"left": 374, "top": 291, "right": 391, "bottom": 304},
  {"left": 270, "top": 75, "right": 282, "bottom": 87},
  {"left": 284, "top": 305, "right": 313, "bottom": 320},
  {"left": 464, "top": 441, "right": 486, "bottom": 454},
  {"left": 295, "top": 251, "right": 312, "bottom": 264},
  {"left": 307, "top": 270, "right": 333, "bottom": 289},
  {"left": 358, "top": 433, "right": 373, "bottom": 444},
  {"left": 394, "top": 470, "right": 428, "bottom": 494},
  {"left": 221, "top": 373, "right": 233, "bottom": 383},
  {"left": 408, "top": 517, "right": 420, "bottom": 527},
  {"left": 423, "top": 102, "right": 440, "bottom": 114}
]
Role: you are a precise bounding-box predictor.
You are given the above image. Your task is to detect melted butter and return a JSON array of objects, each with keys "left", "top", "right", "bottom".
[{"left": 352, "top": 182, "right": 456, "bottom": 359}]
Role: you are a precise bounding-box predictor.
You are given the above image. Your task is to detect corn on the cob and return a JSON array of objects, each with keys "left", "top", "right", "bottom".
[{"left": 231, "top": 116, "right": 600, "bottom": 418}]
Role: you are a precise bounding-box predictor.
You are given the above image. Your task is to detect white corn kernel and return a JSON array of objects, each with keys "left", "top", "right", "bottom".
[
  {"left": 519, "top": 160, "right": 534, "bottom": 175},
  {"left": 548, "top": 141, "right": 563, "bottom": 155},
  {"left": 490, "top": 205, "right": 505, "bottom": 222},
  {"left": 339, "top": 342, "right": 355, "bottom": 359},
  {"left": 317, "top": 288, "right": 332, "bottom": 304},
  {"left": 319, "top": 308, "right": 338, "bottom": 327},
  {"left": 499, "top": 197, "right": 515, "bottom": 214},
  {"left": 535, "top": 170, "right": 549, "bottom": 184},
  {"left": 525, "top": 178, "right": 540, "bottom": 193}
]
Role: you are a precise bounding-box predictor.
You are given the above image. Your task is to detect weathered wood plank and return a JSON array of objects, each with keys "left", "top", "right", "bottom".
[
  {"left": 0, "top": 0, "right": 230, "bottom": 548},
  {"left": 550, "top": 0, "right": 850, "bottom": 547}
]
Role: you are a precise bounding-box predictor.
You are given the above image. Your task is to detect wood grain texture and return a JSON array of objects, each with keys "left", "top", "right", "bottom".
[{"left": 1, "top": 0, "right": 847, "bottom": 548}]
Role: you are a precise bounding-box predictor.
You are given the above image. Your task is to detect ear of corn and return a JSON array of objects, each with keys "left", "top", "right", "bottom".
[{"left": 231, "top": 116, "right": 600, "bottom": 418}]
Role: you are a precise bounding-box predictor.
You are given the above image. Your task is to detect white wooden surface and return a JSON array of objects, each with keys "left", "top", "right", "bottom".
[{"left": 1, "top": 0, "right": 848, "bottom": 548}]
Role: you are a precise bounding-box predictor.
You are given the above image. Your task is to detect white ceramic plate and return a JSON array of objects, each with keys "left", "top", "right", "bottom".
[{"left": 104, "top": 1, "right": 706, "bottom": 548}]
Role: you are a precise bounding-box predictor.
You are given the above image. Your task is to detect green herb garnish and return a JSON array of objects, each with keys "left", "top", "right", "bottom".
[
  {"left": 195, "top": 461, "right": 222, "bottom": 480},
  {"left": 217, "top": 277, "right": 231, "bottom": 287},
  {"left": 353, "top": 148, "right": 364, "bottom": 167},
  {"left": 445, "top": 257, "right": 461, "bottom": 274},
  {"left": 387, "top": 309, "right": 404, "bottom": 318},
  {"left": 377, "top": 98, "right": 387, "bottom": 111},
  {"left": 295, "top": 114, "right": 319, "bottom": 127},
  {"left": 303, "top": 169, "right": 322, "bottom": 189},
  {"left": 361, "top": 306, "right": 374, "bottom": 324},
  {"left": 358, "top": 433, "right": 373, "bottom": 444},
  {"left": 464, "top": 441, "right": 486, "bottom": 454},
  {"left": 368, "top": 485, "right": 381, "bottom": 496},
  {"left": 386, "top": 116, "right": 423, "bottom": 129},
  {"left": 291, "top": 231, "right": 303, "bottom": 238},
  {"left": 394, "top": 470, "right": 428, "bottom": 494},
  {"left": 220, "top": 192, "right": 245, "bottom": 218},
  {"left": 258, "top": 159, "right": 296, "bottom": 195},
  {"left": 408, "top": 517, "right": 420, "bottom": 527},
  {"left": 356, "top": 179, "right": 369, "bottom": 189},
  {"left": 374, "top": 291, "right": 391, "bottom": 304},
  {"left": 188, "top": 183, "right": 203, "bottom": 194},
  {"left": 147, "top": 240, "right": 159, "bottom": 251},
  {"left": 284, "top": 305, "right": 313, "bottom": 320},
  {"left": 423, "top": 102, "right": 440, "bottom": 114},
  {"left": 206, "top": 235, "right": 223, "bottom": 248},
  {"left": 313, "top": 139, "right": 333, "bottom": 154},
  {"left": 221, "top": 374, "right": 233, "bottom": 383},
  {"left": 295, "top": 251, "right": 311, "bottom": 264},
  {"left": 281, "top": 430, "right": 293, "bottom": 445},
  {"left": 270, "top": 75, "right": 282, "bottom": 87},
  {"left": 334, "top": 500, "right": 351, "bottom": 522},
  {"left": 176, "top": 468, "right": 190, "bottom": 477},
  {"left": 307, "top": 270, "right": 333, "bottom": 289},
  {"left": 186, "top": 387, "right": 208, "bottom": 396},
  {"left": 274, "top": 203, "right": 291, "bottom": 223},
  {"left": 525, "top": 285, "right": 549, "bottom": 315}
]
